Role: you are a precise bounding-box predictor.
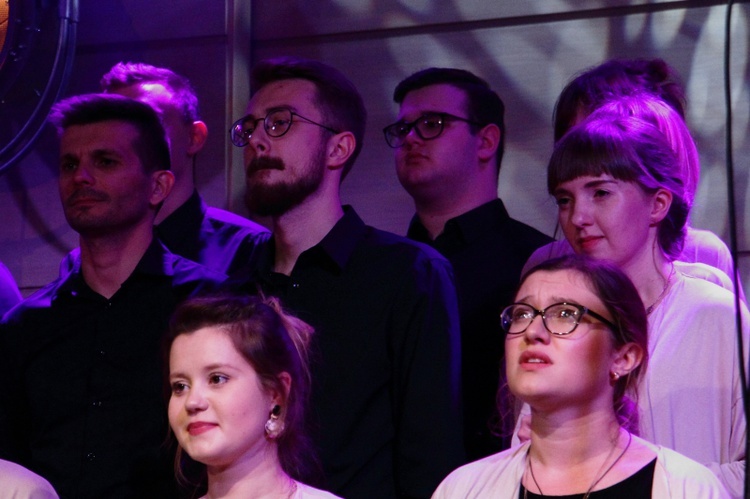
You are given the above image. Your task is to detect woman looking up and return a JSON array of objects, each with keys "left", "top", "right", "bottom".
[{"left": 432, "top": 255, "right": 728, "bottom": 498}]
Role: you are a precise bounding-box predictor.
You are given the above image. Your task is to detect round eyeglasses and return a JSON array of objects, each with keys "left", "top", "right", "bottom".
[
  {"left": 230, "top": 108, "right": 339, "bottom": 147},
  {"left": 500, "top": 302, "right": 616, "bottom": 336},
  {"left": 382, "top": 112, "right": 484, "bottom": 148}
]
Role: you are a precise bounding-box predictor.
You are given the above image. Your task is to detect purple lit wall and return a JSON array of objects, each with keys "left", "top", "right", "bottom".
[{"left": 1, "top": 1, "right": 747, "bottom": 298}]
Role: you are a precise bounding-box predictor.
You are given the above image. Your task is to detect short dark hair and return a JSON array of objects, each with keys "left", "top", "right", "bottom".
[
  {"left": 251, "top": 56, "right": 366, "bottom": 179},
  {"left": 520, "top": 255, "right": 648, "bottom": 429},
  {"left": 100, "top": 62, "right": 200, "bottom": 123},
  {"left": 554, "top": 58, "right": 686, "bottom": 142},
  {"left": 548, "top": 112, "right": 688, "bottom": 260},
  {"left": 49, "top": 93, "right": 170, "bottom": 173},
  {"left": 393, "top": 67, "right": 506, "bottom": 170},
  {"left": 166, "top": 294, "right": 319, "bottom": 490}
]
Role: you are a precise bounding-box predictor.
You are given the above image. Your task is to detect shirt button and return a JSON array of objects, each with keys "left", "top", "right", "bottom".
[
  {"left": 91, "top": 400, "right": 102, "bottom": 407},
  {"left": 85, "top": 452, "right": 96, "bottom": 461},
  {"left": 292, "top": 283, "right": 300, "bottom": 289},
  {"left": 98, "top": 350, "right": 106, "bottom": 356}
]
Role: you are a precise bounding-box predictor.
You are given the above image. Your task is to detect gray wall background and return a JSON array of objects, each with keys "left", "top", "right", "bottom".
[{"left": 2, "top": 0, "right": 748, "bottom": 298}]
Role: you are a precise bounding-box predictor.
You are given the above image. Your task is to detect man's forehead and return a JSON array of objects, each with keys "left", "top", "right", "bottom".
[
  {"left": 398, "top": 83, "right": 467, "bottom": 116},
  {"left": 246, "top": 79, "right": 318, "bottom": 116},
  {"left": 61, "top": 120, "right": 139, "bottom": 148}
]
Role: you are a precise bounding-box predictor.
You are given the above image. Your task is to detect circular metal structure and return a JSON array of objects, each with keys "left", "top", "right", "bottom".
[{"left": 0, "top": 0, "right": 77, "bottom": 174}]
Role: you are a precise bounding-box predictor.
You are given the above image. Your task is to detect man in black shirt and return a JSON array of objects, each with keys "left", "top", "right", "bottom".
[
  {"left": 0, "top": 94, "right": 224, "bottom": 498},
  {"left": 385, "top": 68, "right": 552, "bottom": 460},
  {"left": 62, "top": 62, "right": 269, "bottom": 276},
  {"left": 231, "top": 57, "right": 464, "bottom": 499}
]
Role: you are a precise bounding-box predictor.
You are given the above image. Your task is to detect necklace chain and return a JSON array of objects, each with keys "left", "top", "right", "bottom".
[
  {"left": 524, "top": 431, "right": 632, "bottom": 499},
  {"left": 645, "top": 263, "right": 675, "bottom": 315}
]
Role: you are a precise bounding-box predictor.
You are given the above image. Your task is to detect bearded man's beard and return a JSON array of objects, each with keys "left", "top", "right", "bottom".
[{"left": 245, "top": 148, "right": 326, "bottom": 217}]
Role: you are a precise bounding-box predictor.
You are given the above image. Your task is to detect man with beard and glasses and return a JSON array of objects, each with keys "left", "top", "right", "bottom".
[
  {"left": 229, "top": 57, "right": 464, "bottom": 499},
  {"left": 0, "top": 94, "right": 225, "bottom": 498}
]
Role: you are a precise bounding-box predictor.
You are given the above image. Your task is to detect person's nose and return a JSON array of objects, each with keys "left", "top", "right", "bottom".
[
  {"left": 523, "top": 312, "right": 551, "bottom": 344},
  {"left": 184, "top": 385, "right": 208, "bottom": 414}
]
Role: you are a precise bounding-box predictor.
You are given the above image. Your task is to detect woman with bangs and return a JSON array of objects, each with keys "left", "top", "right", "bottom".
[
  {"left": 525, "top": 59, "right": 739, "bottom": 292},
  {"left": 543, "top": 112, "right": 747, "bottom": 497},
  {"left": 524, "top": 94, "right": 739, "bottom": 297},
  {"left": 432, "top": 255, "right": 727, "bottom": 498}
]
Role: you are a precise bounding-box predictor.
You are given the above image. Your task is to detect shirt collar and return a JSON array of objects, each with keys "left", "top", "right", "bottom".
[
  {"left": 156, "top": 190, "right": 205, "bottom": 238},
  {"left": 256, "top": 205, "right": 365, "bottom": 275},
  {"left": 55, "top": 236, "right": 174, "bottom": 299},
  {"left": 408, "top": 198, "right": 510, "bottom": 246},
  {"left": 314, "top": 205, "right": 366, "bottom": 271}
]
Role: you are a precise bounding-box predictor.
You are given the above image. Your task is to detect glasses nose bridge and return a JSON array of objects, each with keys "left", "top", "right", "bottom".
[{"left": 522, "top": 309, "right": 551, "bottom": 337}]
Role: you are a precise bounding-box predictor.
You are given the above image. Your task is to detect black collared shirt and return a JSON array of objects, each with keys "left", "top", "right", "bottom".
[
  {"left": 236, "top": 206, "right": 464, "bottom": 499},
  {"left": 407, "top": 199, "right": 552, "bottom": 460},
  {"left": 0, "top": 238, "right": 226, "bottom": 499},
  {"left": 155, "top": 190, "right": 269, "bottom": 275}
]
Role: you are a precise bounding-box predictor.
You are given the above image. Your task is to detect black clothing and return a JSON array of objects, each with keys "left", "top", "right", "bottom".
[
  {"left": 520, "top": 458, "right": 656, "bottom": 498},
  {"left": 236, "top": 207, "right": 464, "bottom": 499},
  {"left": 407, "top": 199, "right": 552, "bottom": 459},
  {"left": 155, "top": 190, "right": 268, "bottom": 275},
  {"left": 0, "top": 239, "right": 225, "bottom": 499}
]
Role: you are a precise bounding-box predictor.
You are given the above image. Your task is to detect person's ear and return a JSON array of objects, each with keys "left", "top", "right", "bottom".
[
  {"left": 271, "top": 372, "right": 292, "bottom": 406},
  {"left": 325, "top": 131, "right": 356, "bottom": 172},
  {"left": 150, "top": 170, "right": 175, "bottom": 206},
  {"left": 610, "top": 342, "right": 644, "bottom": 380},
  {"left": 477, "top": 123, "right": 500, "bottom": 164},
  {"left": 649, "top": 188, "right": 672, "bottom": 225},
  {"left": 187, "top": 121, "right": 208, "bottom": 155}
]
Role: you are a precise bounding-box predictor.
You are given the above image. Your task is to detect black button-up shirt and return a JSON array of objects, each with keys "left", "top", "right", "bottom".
[
  {"left": 0, "top": 238, "right": 226, "bottom": 499},
  {"left": 408, "top": 199, "right": 552, "bottom": 459},
  {"left": 155, "top": 190, "right": 269, "bottom": 275},
  {"left": 236, "top": 207, "right": 464, "bottom": 499}
]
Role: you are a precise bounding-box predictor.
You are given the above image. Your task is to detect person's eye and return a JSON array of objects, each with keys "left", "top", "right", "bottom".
[
  {"left": 593, "top": 189, "right": 611, "bottom": 198},
  {"left": 96, "top": 157, "right": 118, "bottom": 168},
  {"left": 392, "top": 123, "right": 411, "bottom": 137},
  {"left": 208, "top": 373, "right": 229, "bottom": 386},
  {"left": 421, "top": 116, "right": 443, "bottom": 130},
  {"left": 550, "top": 305, "right": 579, "bottom": 320},
  {"left": 511, "top": 307, "right": 533, "bottom": 321},
  {"left": 554, "top": 196, "right": 571, "bottom": 207},
  {"left": 171, "top": 381, "right": 188, "bottom": 395},
  {"left": 241, "top": 125, "right": 255, "bottom": 137},
  {"left": 268, "top": 116, "right": 291, "bottom": 132},
  {"left": 59, "top": 161, "right": 77, "bottom": 173}
]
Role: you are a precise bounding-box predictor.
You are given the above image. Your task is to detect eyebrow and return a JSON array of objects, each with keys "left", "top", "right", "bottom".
[
  {"left": 245, "top": 105, "right": 297, "bottom": 121},
  {"left": 169, "top": 362, "right": 240, "bottom": 380},
  {"left": 397, "top": 110, "right": 448, "bottom": 121},
  {"left": 514, "top": 295, "right": 573, "bottom": 306},
  {"left": 60, "top": 148, "right": 122, "bottom": 161},
  {"left": 553, "top": 178, "right": 618, "bottom": 196}
]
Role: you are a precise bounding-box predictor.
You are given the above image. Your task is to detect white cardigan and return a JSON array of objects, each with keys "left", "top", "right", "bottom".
[{"left": 431, "top": 437, "right": 729, "bottom": 498}]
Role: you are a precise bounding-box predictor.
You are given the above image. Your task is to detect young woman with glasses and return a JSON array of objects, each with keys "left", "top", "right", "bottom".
[{"left": 432, "top": 255, "right": 728, "bottom": 498}]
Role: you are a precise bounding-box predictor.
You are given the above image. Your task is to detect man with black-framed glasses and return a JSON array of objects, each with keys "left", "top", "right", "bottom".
[
  {"left": 387, "top": 68, "right": 552, "bottom": 461},
  {"left": 230, "top": 57, "right": 464, "bottom": 499}
]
